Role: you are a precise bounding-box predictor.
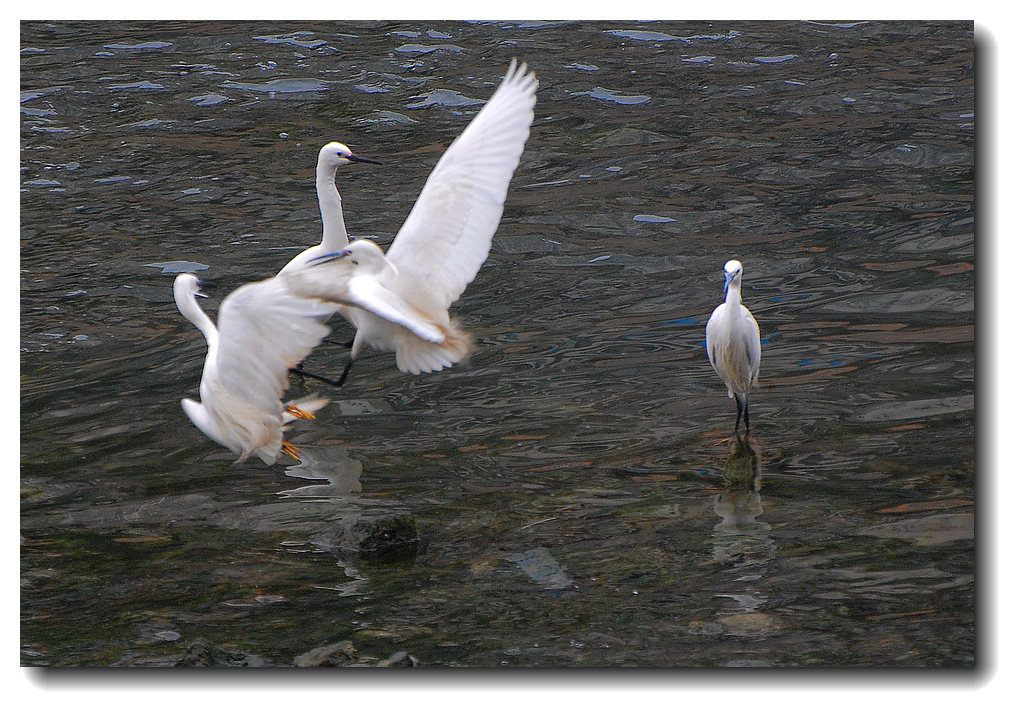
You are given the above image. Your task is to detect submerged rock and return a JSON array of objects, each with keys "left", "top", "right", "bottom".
[
  {"left": 294, "top": 643, "right": 419, "bottom": 668},
  {"left": 855, "top": 513, "right": 973, "bottom": 546},
  {"left": 506, "top": 548, "right": 574, "bottom": 590},
  {"left": 175, "top": 638, "right": 267, "bottom": 667},
  {"left": 294, "top": 641, "right": 359, "bottom": 667},
  {"left": 377, "top": 651, "right": 420, "bottom": 667},
  {"left": 359, "top": 515, "right": 419, "bottom": 559},
  {"left": 311, "top": 512, "right": 419, "bottom": 563}
]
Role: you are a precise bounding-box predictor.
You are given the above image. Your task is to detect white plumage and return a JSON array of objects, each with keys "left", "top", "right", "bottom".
[
  {"left": 279, "top": 58, "right": 538, "bottom": 384},
  {"left": 173, "top": 272, "right": 334, "bottom": 464},
  {"left": 706, "top": 259, "right": 761, "bottom": 434}
]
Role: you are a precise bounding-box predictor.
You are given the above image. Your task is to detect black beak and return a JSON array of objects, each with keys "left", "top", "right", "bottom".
[{"left": 350, "top": 153, "right": 383, "bottom": 166}]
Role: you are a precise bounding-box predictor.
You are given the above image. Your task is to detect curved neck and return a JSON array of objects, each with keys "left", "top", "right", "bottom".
[
  {"left": 316, "top": 163, "right": 350, "bottom": 250},
  {"left": 175, "top": 290, "right": 219, "bottom": 353},
  {"left": 725, "top": 278, "right": 743, "bottom": 309}
]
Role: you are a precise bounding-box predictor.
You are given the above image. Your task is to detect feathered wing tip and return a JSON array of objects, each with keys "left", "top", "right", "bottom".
[
  {"left": 505, "top": 57, "right": 538, "bottom": 88},
  {"left": 504, "top": 57, "right": 520, "bottom": 82},
  {"left": 396, "top": 321, "right": 474, "bottom": 375},
  {"left": 282, "top": 393, "right": 330, "bottom": 424}
]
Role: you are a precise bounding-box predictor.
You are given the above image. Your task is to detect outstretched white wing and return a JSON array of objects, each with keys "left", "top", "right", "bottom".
[
  {"left": 343, "top": 275, "right": 446, "bottom": 344},
  {"left": 281, "top": 260, "right": 445, "bottom": 344},
  {"left": 214, "top": 277, "right": 334, "bottom": 415},
  {"left": 385, "top": 59, "right": 538, "bottom": 308}
]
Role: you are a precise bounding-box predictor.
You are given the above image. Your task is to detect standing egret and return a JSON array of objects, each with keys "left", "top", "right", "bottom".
[
  {"left": 282, "top": 142, "right": 381, "bottom": 381},
  {"left": 706, "top": 259, "right": 761, "bottom": 435},
  {"left": 173, "top": 273, "right": 336, "bottom": 464},
  {"left": 280, "top": 58, "right": 538, "bottom": 385},
  {"left": 279, "top": 141, "right": 382, "bottom": 273}
]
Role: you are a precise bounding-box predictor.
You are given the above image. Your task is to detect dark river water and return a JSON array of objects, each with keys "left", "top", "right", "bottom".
[{"left": 21, "top": 20, "right": 974, "bottom": 668}]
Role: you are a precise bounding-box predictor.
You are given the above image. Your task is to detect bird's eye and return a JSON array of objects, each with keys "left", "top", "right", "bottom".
[{"left": 337, "top": 152, "right": 345, "bottom": 157}]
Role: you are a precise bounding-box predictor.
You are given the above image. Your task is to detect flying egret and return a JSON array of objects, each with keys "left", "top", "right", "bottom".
[
  {"left": 173, "top": 272, "right": 336, "bottom": 464},
  {"left": 280, "top": 58, "right": 538, "bottom": 385},
  {"left": 706, "top": 259, "right": 761, "bottom": 435}
]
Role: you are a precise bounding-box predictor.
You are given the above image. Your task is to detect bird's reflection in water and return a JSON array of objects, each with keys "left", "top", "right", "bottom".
[
  {"left": 709, "top": 437, "right": 775, "bottom": 612},
  {"left": 714, "top": 436, "right": 763, "bottom": 529},
  {"left": 279, "top": 444, "right": 364, "bottom": 499}
]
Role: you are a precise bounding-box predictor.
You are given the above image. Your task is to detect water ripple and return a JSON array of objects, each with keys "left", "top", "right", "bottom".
[
  {"left": 20, "top": 19, "right": 975, "bottom": 668},
  {"left": 253, "top": 32, "right": 329, "bottom": 49},
  {"left": 221, "top": 78, "right": 331, "bottom": 93},
  {"left": 572, "top": 87, "right": 650, "bottom": 105}
]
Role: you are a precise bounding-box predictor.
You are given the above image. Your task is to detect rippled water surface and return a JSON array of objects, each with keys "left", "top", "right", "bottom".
[{"left": 21, "top": 20, "right": 974, "bottom": 667}]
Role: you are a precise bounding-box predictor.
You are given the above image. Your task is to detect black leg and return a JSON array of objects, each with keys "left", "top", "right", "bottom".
[
  {"left": 289, "top": 365, "right": 347, "bottom": 387},
  {"left": 743, "top": 399, "right": 751, "bottom": 435},
  {"left": 289, "top": 353, "right": 356, "bottom": 388},
  {"left": 734, "top": 395, "right": 744, "bottom": 435},
  {"left": 334, "top": 356, "right": 355, "bottom": 387}
]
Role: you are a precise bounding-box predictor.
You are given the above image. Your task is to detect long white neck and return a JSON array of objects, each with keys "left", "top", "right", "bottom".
[
  {"left": 725, "top": 277, "right": 743, "bottom": 311},
  {"left": 176, "top": 290, "right": 219, "bottom": 355},
  {"left": 316, "top": 161, "right": 350, "bottom": 250}
]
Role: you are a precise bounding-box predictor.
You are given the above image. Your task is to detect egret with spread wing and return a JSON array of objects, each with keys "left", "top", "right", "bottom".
[
  {"left": 280, "top": 59, "right": 538, "bottom": 385},
  {"left": 173, "top": 273, "right": 335, "bottom": 464}
]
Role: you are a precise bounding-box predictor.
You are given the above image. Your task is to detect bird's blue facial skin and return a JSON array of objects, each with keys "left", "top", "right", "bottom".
[{"left": 307, "top": 250, "right": 351, "bottom": 266}]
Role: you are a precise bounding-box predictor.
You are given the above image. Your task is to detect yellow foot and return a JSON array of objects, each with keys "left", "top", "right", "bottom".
[
  {"left": 285, "top": 405, "right": 316, "bottom": 420},
  {"left": 281, "top": 441, "right": 301, "bottom": 460}
]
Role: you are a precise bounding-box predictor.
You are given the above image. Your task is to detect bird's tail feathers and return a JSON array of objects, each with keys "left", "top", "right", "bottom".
[{"left": 396, "top": 321, "right": 473, "bottom": 375}]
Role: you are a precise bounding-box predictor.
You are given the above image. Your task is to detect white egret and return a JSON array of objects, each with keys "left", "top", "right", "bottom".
[
  {"left": 705, "top": 259, "right": 761, "bottom": 434},
  {"left": 281, "top": 58, "right": 538, "bottom": 385},
  {"left": 279, "top": 142, "right": 382, "bottom": 273},
  {"left": 173, "top": 272, "right": 336, "bottom": 464}
]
